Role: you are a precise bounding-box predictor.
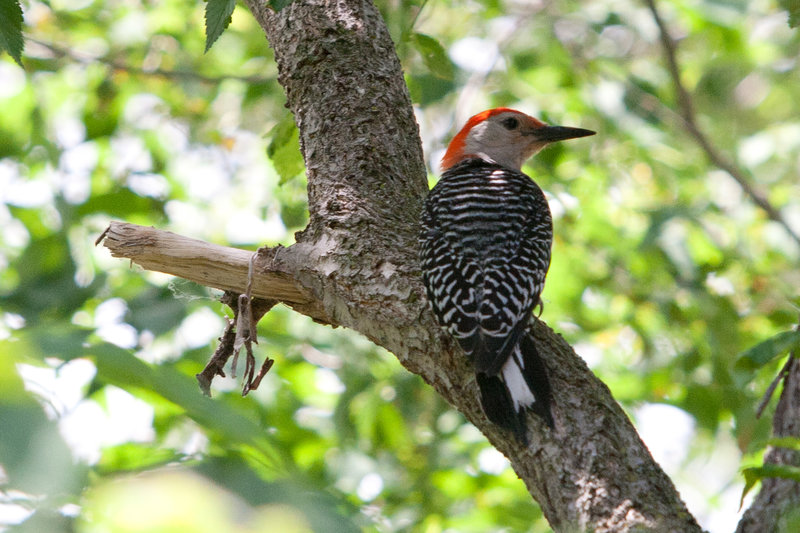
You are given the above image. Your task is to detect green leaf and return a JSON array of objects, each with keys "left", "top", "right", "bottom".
[
  {"left": 0, "top": 0, "right": 24, "bottom": 66},
  {"left": 735, "top": 330, "right": 800, "bottom": 371},
  {"left": 76, "top": 188, "right": 165, "bottom": 218},
  {"left": 268, "top": 0, "right": 293, "bottom": 11},
  {"left": 779, "top": 0, "right": 800, "bottom": 28},
  {"left": 683, "top": 384, "right": 722, "bottom": 431},
  {"left": 406, "top": 73, "right": 456, "bottom": 106},
  {"left": 88, "top": 342, "right": 285, "bottom": 472},
  {"left": 266, "top": 112, "right": 304, "bottom": 184},
  {"left": 411, "top": 33, "right": 454, "bottom": 81},
  {"left": 126, "top": 287, "right": 187, "bottom": 336},
  {"left": 0, "top": 351, "right": 84, "bottom": 495},
  {"left": 741, "top": 463, "right": 800, "bottom": 507},
  {"left": 96, "top": 443, "right": 181, "bottom": 474},
  {"left": 766, "top": 436, "right": 800, "bottom": 451},
  {"left": 204, "top": 0, "right": 236, "bottom": 53}
]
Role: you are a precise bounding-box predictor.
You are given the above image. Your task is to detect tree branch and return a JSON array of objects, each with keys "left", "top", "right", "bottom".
[
  {"left": 644, "top": 0, "right": 800, "bottom": 247},
  {"left": 97, "top": 221, "right": 333, "bottom": 324},
  {"left": 27, "top": 38, "right": 275, "bottom": 85},
  {"left": 100, "top": 0, "right": 705, "bottom": 530}
]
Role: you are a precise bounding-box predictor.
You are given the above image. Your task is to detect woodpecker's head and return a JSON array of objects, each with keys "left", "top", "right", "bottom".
[{"left": 441, "top": 108, "right": 595, "bottom": 172}]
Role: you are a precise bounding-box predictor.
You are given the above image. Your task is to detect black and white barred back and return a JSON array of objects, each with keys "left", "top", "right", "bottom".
[{"left": 419, "top": 158, "right": 555, "bottom": 442}]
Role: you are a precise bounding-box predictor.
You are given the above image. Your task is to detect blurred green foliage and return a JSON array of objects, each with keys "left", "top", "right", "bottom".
[{"left": 1, "top": 0, "right": 799, "bottom": 531}]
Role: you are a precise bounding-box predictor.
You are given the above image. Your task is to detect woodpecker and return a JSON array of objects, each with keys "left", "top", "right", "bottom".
[{"left": 419, "top": 108, "right": 594, "bottom": 442}]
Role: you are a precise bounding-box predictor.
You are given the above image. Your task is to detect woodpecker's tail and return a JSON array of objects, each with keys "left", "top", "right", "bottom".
[{"left": 475, "top": 331, "right": 553, "bottom": 443}]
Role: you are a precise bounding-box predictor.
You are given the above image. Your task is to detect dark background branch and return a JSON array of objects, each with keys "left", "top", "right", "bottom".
[
  {"left": 644, "top": 0, "right": 800, "bottom": 248},
  {"left": 27, "top": 38, "right": 276, "bottom": 85}
]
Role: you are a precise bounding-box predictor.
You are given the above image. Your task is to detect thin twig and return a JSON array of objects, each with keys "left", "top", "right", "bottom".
[
  {"left": 756, "top": 355, "right": 795, "bottom": 419},
  {"left": 644, "top": 0, "right": 800, "bottom": 247},
  {"left": 757, "top": 319, "right": 800, "bottom": 418},
  {"left": 27, "top": 38, "right": 276, "bottom": 86},
  {"left": 196, "top": 292, "right": 239, "bottom": 396},
  {"left": 196, "top": 289, "right": 276, "bottom": 396},
  {"left": 405, "top": 0, "right": 429, "bottom": 35}
]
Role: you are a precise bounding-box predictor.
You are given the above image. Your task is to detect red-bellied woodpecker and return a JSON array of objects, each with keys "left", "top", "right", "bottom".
[{"left": 419, "top": 108, "right": 595, "bottom": 442}]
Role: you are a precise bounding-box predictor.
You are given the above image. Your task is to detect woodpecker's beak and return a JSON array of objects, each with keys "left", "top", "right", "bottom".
[{"left": 528, "top": 125, "right": 596, "bottom": 142}]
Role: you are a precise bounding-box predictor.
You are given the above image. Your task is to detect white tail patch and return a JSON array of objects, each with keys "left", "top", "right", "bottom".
[{"left": 501, "top": 348, "right": 536, "bottom": 411}]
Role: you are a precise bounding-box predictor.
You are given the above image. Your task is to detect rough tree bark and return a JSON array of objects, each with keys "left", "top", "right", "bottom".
[{"left": 99, "top": 0, "right": 796, "bottom": 531}]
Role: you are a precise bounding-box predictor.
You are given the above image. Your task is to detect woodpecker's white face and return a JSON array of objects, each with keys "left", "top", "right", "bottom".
[
  {"left": 441, "top": 108, "right": 595, "bottom": 172},
  {"left": 461, "top": 110, "right": 549, "bottom": 171}
]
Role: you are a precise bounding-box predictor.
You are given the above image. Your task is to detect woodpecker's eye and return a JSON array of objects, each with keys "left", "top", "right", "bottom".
[{"left": 501, "top": 117, "right": 519, "bottom": 130}]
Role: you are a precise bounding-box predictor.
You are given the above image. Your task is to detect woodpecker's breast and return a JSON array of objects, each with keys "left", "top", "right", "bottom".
[{"left": 423, "top": 159, "right": 552, "bottom": 259}]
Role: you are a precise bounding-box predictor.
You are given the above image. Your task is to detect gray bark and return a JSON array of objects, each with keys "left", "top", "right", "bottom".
[{"left": 230, "top": 1, "right": 703, "bottom": 531}]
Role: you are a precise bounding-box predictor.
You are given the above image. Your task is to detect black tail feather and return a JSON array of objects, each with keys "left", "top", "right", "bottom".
[
  {"left": 476, "top": 373, "right": 530, "bottom": 443},
  {"left": 475, "top": 330, "right": 553, "bottom": 443},
  {"left": 518, "top": 333, "right": 554, "bottom": 428}
]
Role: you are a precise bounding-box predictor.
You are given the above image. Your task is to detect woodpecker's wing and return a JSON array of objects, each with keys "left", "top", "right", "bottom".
[
  {"left": 473, "top": 258, "right": 544, "bottom": 375},
  {"left": 419, "top": 199, "right": 480, "bottom": 348}
]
